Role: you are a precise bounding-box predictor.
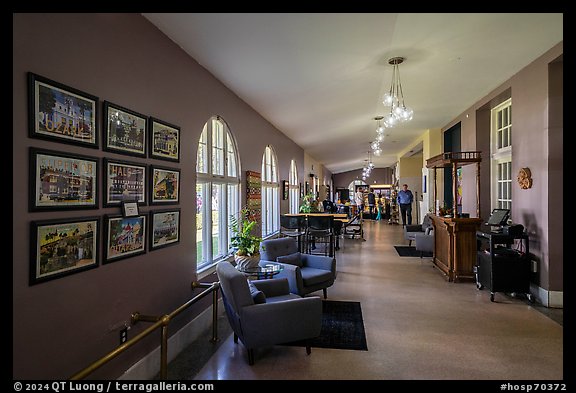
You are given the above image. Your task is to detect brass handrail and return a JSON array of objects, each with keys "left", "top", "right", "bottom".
[{"left": 69, "top": 281, "right": 220, "bottom": 380}]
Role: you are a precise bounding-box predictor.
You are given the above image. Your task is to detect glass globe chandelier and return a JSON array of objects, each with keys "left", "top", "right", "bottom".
[
  {"left": 371, "top": 116, "right": 385, "bottom": 156},
  {"left": 382, "top": 57, "right": 413, "bottom": 127}
]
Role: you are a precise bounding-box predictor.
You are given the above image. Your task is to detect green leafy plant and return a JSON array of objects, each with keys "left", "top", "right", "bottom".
[
  {"left": 299, "top": 193, "right": 318, "bottom": 213},
  {"left": 230, "top": 207, "right": 262, "bottom": 256}
]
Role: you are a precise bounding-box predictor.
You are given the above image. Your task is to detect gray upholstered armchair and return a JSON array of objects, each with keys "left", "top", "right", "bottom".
[
  {"left": 216, "top": 261, "right": 322, "bottom": 365},
  {"left": 259, "top": 237, "right": 336, "bottom": 299},
  {"left": 414, "top": 227, "right": 434, "bottom": 258},
  {"left": 404, "top": 213, "right": 433, "bottom": 246}
]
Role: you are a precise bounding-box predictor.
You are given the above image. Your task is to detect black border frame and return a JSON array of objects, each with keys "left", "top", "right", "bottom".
[
  {"left": 30, "top": 216, "right": 100, "bottom": 285},
  {"left": 148, "top": 117, "right": 180, "bottom": 163},
  {"left": 149, "top": 165, "right": 180, "bottom": 206},
  {"left": 103, "top": 214, "right": 147, "bottom": 264},
  {"left": 28, "top": 72, "right": 99, "bottom": 149},
  {"left": 149, "top": 208, "right": 181, "bottom": 251},
  {"left": 103, "top": 158, "right": 147, "bottom": 207},
  {"left": 102, "top": 101, "right": 148, "bottom": 158},
  {"left": 29, "top": 147, "right": 99, "bottom": 212}
]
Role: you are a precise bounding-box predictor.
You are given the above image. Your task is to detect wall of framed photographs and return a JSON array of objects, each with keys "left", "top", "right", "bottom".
[
  {"left": 13, "top": 13, "right": 307, "bottom": 380},
  {"left": 27, "top": 71, "right": 182, "bottom": 283}
]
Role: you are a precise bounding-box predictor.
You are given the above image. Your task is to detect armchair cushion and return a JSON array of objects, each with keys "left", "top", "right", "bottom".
[
  {"left": 300, "top": 267, "right": 334, "bottom": 287},
  {"left": 277, "top": 252, "right": 303, "bottom": 267},
  {"left": 247, "top": 280, "right": 266, "bottom": 304}
]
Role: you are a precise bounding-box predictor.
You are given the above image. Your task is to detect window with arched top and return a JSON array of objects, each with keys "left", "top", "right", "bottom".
[
  {"left": 289, "top": 160, "right": 299, "bottom": 214},
  {"left": 196, "top": 116, "right": 240, "bottom": 272},
  {"left": 261, "top": 146, "right": 279, "bottom": 236}
]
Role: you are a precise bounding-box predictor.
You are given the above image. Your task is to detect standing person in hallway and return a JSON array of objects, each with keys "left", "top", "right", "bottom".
[
  {"left": 355, "top": 187, "right": 364, "bottom": 216},
  {"left": 367, "top": 188, "right": 376, "bottom": 218},
  {"left": 397, "top": 184, "right": 414, "bottom": 225}
]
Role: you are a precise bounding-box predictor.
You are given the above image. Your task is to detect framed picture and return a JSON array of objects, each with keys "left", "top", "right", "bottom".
[
  {"left": 103, "top": 101, "right": 147, "bottom": 157},
  {"left": 149, "top": 117, "right": 180, "bottom": 162},
  {"left": 282, "top": 180, "right": 289, "bottom": 200},
  {"left": 121, "top": 201, "right": 140, "bottom": 217},
  {"left": 104, "top": 215, "right": 146, "bottom": 263},
  {"left": 28, "top": 72, "right": 98, "bottom": 148},
  {"left": 29, "top": 147, "right": 99, "bottom": 211},
  {"left": 150, "top": 165, "right": 180, "bottom": 205},
  {"left": 104, "top": 159, "right": 146, "bottom": 206},
  {"left": 150, "top": 209, "right": 180, "bottom": 250},
  {"left": 30, "top": 217, "right": 99, "bottom": 285}
]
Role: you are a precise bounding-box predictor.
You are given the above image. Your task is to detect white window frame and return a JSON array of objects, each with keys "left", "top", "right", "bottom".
[
  {"left": 289, "top": 160, "right": 299, "bottom": 214},
  {"left": 196, "top": 116, "right": 240, "bottom": 274},
  {"left": 490, "top": 99, "right": 512, "bottom": 214},
  {"left": 262, "top": 146, "right": 280, "bottom": 237}
]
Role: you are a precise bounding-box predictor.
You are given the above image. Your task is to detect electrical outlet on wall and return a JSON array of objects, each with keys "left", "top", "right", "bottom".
[{"left": 120, "top": 327, "right": 128, "bottom": 344}]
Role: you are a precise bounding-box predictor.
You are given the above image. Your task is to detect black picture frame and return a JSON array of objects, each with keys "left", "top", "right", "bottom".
[
  {"left": 30, "top": 216, "right": 100, "bottom": 285},
  {"left": 104, "top": 158, "right": 147, "bottom": 207},
  {"left": 282, "top": 180, "right": 289, "bottom": 200},
  {"left": 28, "top": 72, "right": 99, "bottom": 148},
  {"left": 29, "top": 147, "right": 99, "bottom": 212},
  {"left": 103, "top": 214, "right": 147, "bottom": 264},
  {"left": 121, "top": 201, "right": 140, "bottom": 217},
  {"left": 150, "top": 165, "right": 180, "bottom": 205},
  {"left": 149, "top": 117, "right": 180, "bottom": 162},
  {"left": 103, "top": 101, "right": 148, "bottom": 157},
  {"left": 150, "top": 209, "right": 181, "bottom": 251}
]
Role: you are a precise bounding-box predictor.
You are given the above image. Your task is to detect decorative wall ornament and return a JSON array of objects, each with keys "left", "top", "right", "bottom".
[{"left": 517, "top": 167, "right": 533, "bottom": 189}]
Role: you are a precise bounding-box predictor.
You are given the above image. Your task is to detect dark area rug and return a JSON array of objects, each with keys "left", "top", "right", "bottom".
[
  {"left": 394, "top": 245, "right": 432, "bottom": 257},
  {"left": 283, "top": 300, "right": 368, "bottom": 351}
]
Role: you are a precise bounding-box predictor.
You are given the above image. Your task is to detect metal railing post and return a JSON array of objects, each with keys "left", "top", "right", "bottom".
[{"left": 210, "top": 284, "right": 219, "bottom": 343}]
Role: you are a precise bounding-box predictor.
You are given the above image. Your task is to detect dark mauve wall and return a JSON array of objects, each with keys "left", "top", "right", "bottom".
[
  {"left": 13, "top": 13, "right": 304, "bottom": 379},
  {"left": 444, "top": 42, "right": 563, "bottom": 292},
  {"left": 333, "top": 167, "right": 394, "bottom": 192}
]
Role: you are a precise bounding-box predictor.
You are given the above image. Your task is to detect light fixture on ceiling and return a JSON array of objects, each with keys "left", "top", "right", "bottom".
[
  {"left": 361, "top": 150, "right": 374, "bottom": 181},
  {"left": 382, "top": 57, "right": 413, "bottom": 127},
  {"left": 371, "top": 116, "right": 384, "bottom": 156}
]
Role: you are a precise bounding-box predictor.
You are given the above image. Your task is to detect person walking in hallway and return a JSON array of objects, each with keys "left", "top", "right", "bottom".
[
  {"left": 397, "top": 184, "right": 413, "bottom": 225},
  {"left": 355, "top": 187, "right": 364, "bottom": 216}
]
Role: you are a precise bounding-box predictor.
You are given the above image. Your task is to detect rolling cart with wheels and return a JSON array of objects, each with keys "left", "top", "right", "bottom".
[{"left": 475, "top": 230, "right": 532, "bottom": 303}]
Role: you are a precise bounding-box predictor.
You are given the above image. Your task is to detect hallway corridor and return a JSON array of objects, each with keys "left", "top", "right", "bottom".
[{"left": 193, "top": 221, "right": 563, "bottom": 380}]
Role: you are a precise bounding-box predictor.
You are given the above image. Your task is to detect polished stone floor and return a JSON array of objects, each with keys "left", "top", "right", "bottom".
[{"left": 170, "top": 220, "right": 563, "bottom": 380}]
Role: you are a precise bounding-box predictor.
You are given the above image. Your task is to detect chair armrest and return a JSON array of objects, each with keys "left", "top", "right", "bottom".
[
  {"left": 415, "top": 233, "right": 434, "bottom": 252},
  {"left": 271, "top": 263, "right": 304, "bottom": 295},
  {"left": 240, "top": 297, "right": 322, "bottom": 347},
  {"left": 251, "top": 278, "right": 290, "bottom": 297},
  {"left": 302, "top": 254, "right": 335, "bottom": 274},
  {"left": 404, "top": 224, "right": 423, "bottom": 232}
]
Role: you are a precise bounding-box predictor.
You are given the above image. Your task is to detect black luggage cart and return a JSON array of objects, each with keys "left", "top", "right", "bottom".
[{"left": 475, "top": 230, "right": 533, "bottom": 303}]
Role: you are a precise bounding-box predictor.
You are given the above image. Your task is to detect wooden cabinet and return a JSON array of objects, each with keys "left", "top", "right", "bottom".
[{"left": 431, "top": 214, "right": 482, "bottom": 282}]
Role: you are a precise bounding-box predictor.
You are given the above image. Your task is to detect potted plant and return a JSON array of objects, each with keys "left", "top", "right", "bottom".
[
  {"left": 299, "top": 193, "right": 318, "bottom": 213},
  {"left": 230, "top": 207, "right": 262, "bottom": 270}
]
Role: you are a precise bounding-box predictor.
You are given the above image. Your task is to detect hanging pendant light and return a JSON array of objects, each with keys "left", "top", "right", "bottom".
[{"left": 382, "top": 57, "right": 413, "bottom": 127}]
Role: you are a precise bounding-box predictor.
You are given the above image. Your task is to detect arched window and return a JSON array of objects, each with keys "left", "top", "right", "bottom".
[
  {"left": 289, "top": 160, "right": 299, "bottom": 214},
  {"left": 261, "top": 146, "right": 279, "bottom": 237},
  {"left": 196, "top": 116, "right": 240, "bottom": 271},
  {"left": 348, "top": 180, "right": 367, "bottom": 197}
]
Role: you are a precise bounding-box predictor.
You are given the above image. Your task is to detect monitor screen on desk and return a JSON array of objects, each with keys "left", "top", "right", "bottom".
[{"left": 486, "top": 208, "right": 510, "bottom": 226}]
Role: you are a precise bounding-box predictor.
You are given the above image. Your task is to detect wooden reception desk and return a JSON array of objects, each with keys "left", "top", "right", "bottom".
[{"left": 430, "top": 214, "right": 483, "bottom": 282}]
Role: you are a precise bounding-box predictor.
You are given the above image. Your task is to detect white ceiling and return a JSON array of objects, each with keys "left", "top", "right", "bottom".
[{"left": 143, "top": 13, "right": 563, "bottom": 174}]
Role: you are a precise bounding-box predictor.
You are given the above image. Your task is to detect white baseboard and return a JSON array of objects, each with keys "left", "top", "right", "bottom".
[
  {"left": 530, "top": 284, "right": 563, "bottom": 308},
  {"left": 118, "top": 298, "right": 224, "bottom": 380}
]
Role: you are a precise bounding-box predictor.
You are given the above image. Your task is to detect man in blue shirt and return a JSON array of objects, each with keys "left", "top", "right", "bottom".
[{"left": 397, "top": 184, "right": 414, "bottom": 225}]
